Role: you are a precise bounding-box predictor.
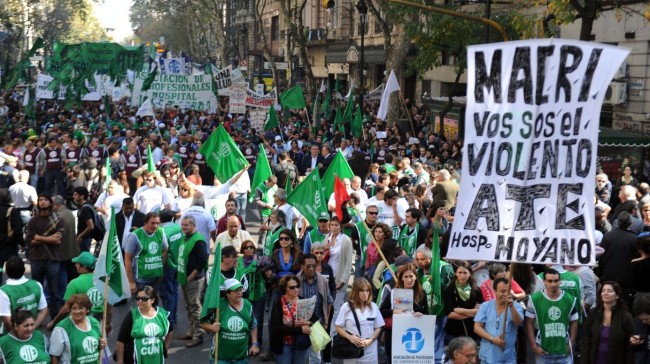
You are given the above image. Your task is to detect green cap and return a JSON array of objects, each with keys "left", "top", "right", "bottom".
[
  {"left": 72, "top": 251, "right": 96, "bottom": 269},
  {"left": 317, "top": 211, "right": 330, "bottom": 221}
]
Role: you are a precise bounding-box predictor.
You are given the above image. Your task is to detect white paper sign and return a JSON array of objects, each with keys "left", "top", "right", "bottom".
[
  {"left": 249, "top": 109, "right": 267, "bottom": 131},
  {"left": 449, "top": 39, "right": 629, "bottom": 266},
  {"left": 392, "top": 314, "right": 436, "bottom": 363},
  {"left": 35, "top": 74, "right": 103, "bottom": 101},
  {"left": 229, "top": 82, "right": 247, "bottom": 114}
]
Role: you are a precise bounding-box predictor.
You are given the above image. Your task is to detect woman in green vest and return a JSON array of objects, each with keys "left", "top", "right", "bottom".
[
  {"left": 116, "top": 286, "right": 171, "bottom": 364},
  {"left": 49, "top": 294, "right": 107, "bottom": 364},
  {"left": 237, "top": 240, "right": 266, "bottom": 351},
  {"left": 0, "top": 309, "right": 50, "bottom": 363}
]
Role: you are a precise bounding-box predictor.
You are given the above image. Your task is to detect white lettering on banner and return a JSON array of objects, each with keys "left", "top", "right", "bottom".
[
  {"left": 448, "top": 39, "right": 630, "bottom": 266},
  {"left": 392, "top": 314, "right": 436, "bottom": 364},
  {"left": 35, "top": 74, "right": 103, "bottom": 101},
  {"left": 131, "top": 72, "right": 217, "bottom": 112}
]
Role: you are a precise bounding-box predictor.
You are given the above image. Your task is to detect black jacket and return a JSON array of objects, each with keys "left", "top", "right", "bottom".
[
  {"left": 301, "top": 154, "right": 323, "bottom": 176},
  {"left": 114, "top": 210, "right": 145, "bottom": 248},
  {"left": 581, "top": 305, "right": 635, "bottom": 364}
]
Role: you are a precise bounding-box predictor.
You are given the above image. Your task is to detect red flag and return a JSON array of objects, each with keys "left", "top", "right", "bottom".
[{"left": 334, "top": 175, "right": 350, "bottom": 222}]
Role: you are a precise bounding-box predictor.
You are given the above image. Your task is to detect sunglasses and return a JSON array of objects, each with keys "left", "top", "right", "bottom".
[
  {"left": 136, "top": 296, "right": 151, "bottom": 301},
  {"left": 287, "top": 285, "right": 300, "bottom": 290},
  {"left": 244, "top": 246, "right": 255, "bottom": 250},
  {"left": 366, "top": 211, "right": 378, "bottom": 215},
  {"left": 279, "top": 236, "right": 292, "bottom": 241},
  {"left": 146, "top": 179, "right": 155, "bottom": 182},
  {"left": 313, "top": 251, "right": 324, "bottom": 255}
]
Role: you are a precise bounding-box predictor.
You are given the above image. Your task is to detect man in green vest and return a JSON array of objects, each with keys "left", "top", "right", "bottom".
[
  {"left": 47, "top": 252, "right": 113, "bottom": 334},
  {"left": 303, "top": 211, "right": 330, "bottom": 253},
  {"left": 124, "top": 211, "right": 169, "bottom": 295},
  {"left": 177, "top": 215, "right": 208, "bottom": 348},
  {"left": 158, "top": 209, "right": 182, "bottom": 333},
  {"left": 526, "top": 268, "right": 578, "bottom": 363},
  {"left": 349, "top": 204, "right": 378, "bottom": 277},
  {"left": 0, "top": 256, "right": 48, "bottom": 334},
  {"left": 535, "top": 264, "right": 585, "bottom": 322},
  {"left": 398, "top": 208, "right": 426, "bottom": 257}
]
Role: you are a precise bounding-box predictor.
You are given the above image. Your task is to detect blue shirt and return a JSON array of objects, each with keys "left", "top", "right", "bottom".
[{"left": 474, "top": 299, "right": 524, "bottom": 364}]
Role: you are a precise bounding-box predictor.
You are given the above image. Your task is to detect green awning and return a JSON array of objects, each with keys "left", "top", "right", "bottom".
[{"left": 598, "top": 127, "right": 650, "bottom": 147}]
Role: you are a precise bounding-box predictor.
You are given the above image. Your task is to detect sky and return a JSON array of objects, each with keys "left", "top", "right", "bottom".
[{"left": 92, "top": 0, "right": 134, "bottom": 42}]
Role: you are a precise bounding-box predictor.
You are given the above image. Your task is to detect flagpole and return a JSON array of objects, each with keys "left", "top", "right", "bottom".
[
  {"left": 350, "top": 203, "right": 396, "bottom": 283},
  {"left": 303, "top": 107, "right": 313, "bottom": 139},
  {"left": 398, "top": 90, "right": 416, "bottom": 135},
  {"left": 98, "top": 275, "right": 110, "bottom": 364},
  {"left": 214, "top": 307, "right": 220, "bottom": 363}
]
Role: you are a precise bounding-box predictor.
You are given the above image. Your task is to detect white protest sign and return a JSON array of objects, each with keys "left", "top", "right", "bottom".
[
  {"left": 392, "top": 314, "right": 436, "bottom": 364},
  {"left": 131, "top": 72, "right": 218, "bottom": 111},
  {"left": 229, "top": 82, "right": 247, "bottom": 114},
  {"left": 449, "top": 39, "right": 629, "bottom": 266},
  {"left": 245, "top": 87, "right": 277, "bottom": 109},
  {"left": 249, "top": 109, "right": 267, "bottom": 131},
  {"left": 35, "top": 74, "right": 103, "bottom": 101}
]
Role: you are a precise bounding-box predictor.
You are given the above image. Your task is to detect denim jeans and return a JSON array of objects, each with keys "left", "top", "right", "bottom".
[
  {"left": 41, "top": 170, "right": 65, "bottom": 196},
  {"left": 31, "top": 259, "right": 61, "bottom": 317},
  {"left": 330, "top": 282, "right": 348, "bottom": 337},
  {"left": 435, "top": 315, "right": 447, "bottom": 364},
  {"left": 274, "top": 344, "right": 309, "bottom": 364},
  {"left": 234, "top": 193, "right": 248, "bottom": 222},
  {"left": 79, "top": 237, "right": 92, "bottom": 253},
  {"left": 535, "top": 353, "right": 573, "bottom": 364},
  {"left": 159, "top": 266, "right": 179, "bottom": 326},
  {"left": 307, "top": 346, "right": 321, "bottom": 364},
  {"left": 251, "top": 297, "right": 266, "bottom": 347}
]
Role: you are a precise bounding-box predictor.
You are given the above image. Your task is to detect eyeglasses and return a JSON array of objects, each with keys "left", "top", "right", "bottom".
[
  {"left": 136, "top": 296, "right": 151, "bottom": 301},
  {"left": 146, "top": 179, "right": 155, "bottom": 182},
  {"left": 279, "top": 236, "right": 292, "bottom": 241},
  {"left": 287, "top": 285, "right": 300, "bottom": 290},
  {"left": 244, "top": 246, "right": 255, "bottom": 250},
  {"left": 458, "top": 352, "right": 477, "bottom": 359},
  {"left": 366, "top": 211, "right": 378, "bottom": 215},
  {"left": 313, "top": 251, "right": 324, "bottom": 255},
  {"left": 304, "top": 264, "right": 316, "bottom": 268}
]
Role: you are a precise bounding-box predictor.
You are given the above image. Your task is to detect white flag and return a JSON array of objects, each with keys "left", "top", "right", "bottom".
[
  {"left": 136, "top": 98, "right": 155, "bottom": 117},
  {"left": 377, "top": 69, "right": 401, "bottom": 121},
  {"left": 22, "top": 87, "right": 29, "bottom": 107},
  {"left": 345, "top": 82, "right": 355, "bottom": 101},
  {"left": 319, "top": 80, "right": 326, "bottom": 93}
]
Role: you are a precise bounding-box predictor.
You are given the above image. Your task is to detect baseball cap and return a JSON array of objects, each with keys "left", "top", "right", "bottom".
[
  {"left": 72, "top": 252, "right": 96, "bottom": 269},
  {"left": 274, "top": 135, "right": 282, "bottom": 141},
  {"left": 224, "top": 278, "right": 243, "bottom": 291},
  {"left": 318, "top": 211, "right": 330, "bottom": 221}
]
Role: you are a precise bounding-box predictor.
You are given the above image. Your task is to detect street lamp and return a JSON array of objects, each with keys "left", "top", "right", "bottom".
[{"left": 356, "top": 0, "right": 367, "bottom": 112}]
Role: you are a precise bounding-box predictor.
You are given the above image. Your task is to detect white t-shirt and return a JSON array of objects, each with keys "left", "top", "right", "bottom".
[
  {"left": 133, "top": 185, "right": 170, "bottom": 214},
  {"left": 375, "top": 200, "right": 407, "bottom": 230},
  {"left": 95, "top": 192, "right": 129, "bottom": 221},
  {"left": 334, "top": 302, "right": 384, "bottom": 364}
]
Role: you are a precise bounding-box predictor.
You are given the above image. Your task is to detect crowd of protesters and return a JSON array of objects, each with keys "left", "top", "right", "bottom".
[{"left": 0, "top": 87, "right": 648, "bottom": 364}]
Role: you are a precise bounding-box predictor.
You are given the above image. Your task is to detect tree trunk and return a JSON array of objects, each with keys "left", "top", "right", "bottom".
[{"left": 384, "top": 19, "right": 415, "bottom": 128}]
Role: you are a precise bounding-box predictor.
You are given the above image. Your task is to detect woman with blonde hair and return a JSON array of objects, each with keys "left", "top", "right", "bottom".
[{"left": 334, "top": 278, "right": 384, "bottom": 364}]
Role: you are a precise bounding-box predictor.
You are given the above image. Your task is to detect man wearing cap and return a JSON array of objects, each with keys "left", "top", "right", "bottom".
[
  {"left": 46, "top": 252, "right": 113, "bottom": 333},
  {"left": 218, "top": 245, "right": 249, "bottom": 297},
  {"left": 158, "top": 209, "right": 183, "bottom": 331},
  {"left": 303, "top": 211, "right": 330, "bottom": 253},
  {"left": 177, "top": 215, "right": 208, "bottom": 348},
  {"left": 272, "top": 135, "right": 285, "bottom": 164},
  {"left": 124, "top": 211, "right": 169, "bottom": 294},
  {"left": 201, "top": 278, "right": 259, "bottom": 361},
  {"left": 0, "top": 256, "right": 48, "bottom": 334}
]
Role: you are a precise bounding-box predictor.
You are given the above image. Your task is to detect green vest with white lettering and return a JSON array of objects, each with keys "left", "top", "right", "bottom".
[
  {"left": 64, "top": 273, "right": 104, "bottom": 315},
  {"left": 355, "top": 222, "right": 372, "bottom": 268},
  {"left": 56, "top": 316, "right": 101, "bottom": 363},
  {"left": 162, "top": 223, "right": 183, "bottom": 271},
  {"left": 214, "top": 297, "right": 253, "bottom": 360},
  {"left": 177, "top": 232, "right": 203, "bottom": 286},
  {"left": 398, "top": 223, "right": 419, "bottom": 257},
  {"left": 263, "top": 226, "right": 283, "bottom": 257},
  {"left": 537, "top": 271, "right": 584, "bottom": 322},
  {"left": 0, "top": 280, "right": 41, "bottom": 334},
  {"left": 133, "top": 228, "right": 165, "bottom": 279},
  {"left": 131, "top": 307, "right": 170, "bottom": 364},
  {"left": 531, "top": 291, "right": 576, "bottom": 355},
  {"left": 237, "top": 257, "right": 264, "bottom": 301},
  {"left": 0, "top": 330, "right": 49, "bottom": 363}
]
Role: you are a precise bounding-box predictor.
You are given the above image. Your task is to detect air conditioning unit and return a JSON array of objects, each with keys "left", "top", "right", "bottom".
[
  {"left": 604, "top": 82, "right": 627, "bottom": 105},
  {"left": 614, "top": 62, "right": 627, "bottom": 80}
]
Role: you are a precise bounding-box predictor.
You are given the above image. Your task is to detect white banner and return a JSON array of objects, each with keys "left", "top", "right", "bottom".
[
  {"left": 162, "top": 58, "right": 186, "bottom": 75},
  {"left": 392, "top": 314, "right": 436, "bottom": 363},
  {"left": 213, "top": 65, "right": 244, "bottom": 96},
  {"left": 449, "top": 39, "right": 629, "bottom": 266},
  {"left": 35, "top": 74, "right": 103, "bottom": 101},
  {"left": 249, "top": 109, "right": 267, "bottom": 131},
  {"left": 131, "top": 73, "right": 218, "bottom": 112},
  {"left": 245, "top": 87, "right": 277, "bottom": 109},
  {"left": 229, "top": 82, "right": 247, "bottom": 114}
]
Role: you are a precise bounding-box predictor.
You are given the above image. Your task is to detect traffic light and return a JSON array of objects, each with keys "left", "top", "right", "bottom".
[{"left": 322, "top": 0, "right": 335, "bottom": 9}]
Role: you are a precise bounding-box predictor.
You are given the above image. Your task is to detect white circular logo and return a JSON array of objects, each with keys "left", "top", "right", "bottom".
[
  {"left": 548, "top": 306, "right": 561, "bottom": 321},
  {"left": 68, "top": 151, "right": 75, "bottom": 158},
  {"left": 92, "top": 150, "right": 99, "bottom": 157},
  {"left": 25, "top": 155, "right": 32, "bottom": 162},
  {"left": 82, "top": 336, "right": 99, "bottom": 353},
  {"left": 196, "top": 154, "right": 203, "bottom": 160},
  {"left": 180, "top": 146, "right": 186, "bottom": 153},
  {"left": 227, "top": 316, "right": 244, "bottom": 331},
  {"left": 129, "top": 155, "right": 136, "bottom": 163},
  {"left": 86, "top": 287, "right": 102, "bottom": 307},
  {"left": 19, "top": 345, "right": 38, "bottom": 361},
  {"left": 49, "top": 151, "right": 57, "bottom": 158},
  {"left": 148, "top": 242, "right": 159, "bottom": 255},
  {"left": 379, "top": 150, "right": 385, "bottom": 156},
  {"left": 144, "top": 323, "right": 161, "bottom": 336},
  {"left": 246, "top": 148, "right": 252, "bottom": 155}
]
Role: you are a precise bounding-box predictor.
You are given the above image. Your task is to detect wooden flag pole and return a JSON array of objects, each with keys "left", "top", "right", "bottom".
[
  {"left": 398, "top": 91, "right": 416, "bottom": 136},
  {"left": 97, "top": 275, "right": 110, "bottom": 364},
  {"left": 499, "top": 264, "right": 515, "bottom": 351},
  {"left": 214, "top": 307, "right": 220, "bottom": 363}
]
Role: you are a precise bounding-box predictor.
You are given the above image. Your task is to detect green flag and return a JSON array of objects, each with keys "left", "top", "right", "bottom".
[
  {"left": 287, "top": 169, "right": 328, "bottom": 228},
  {"left": 321, "top": 151, "right": 355, "bottom": 198},
  {"left": 147, "top": 145, "right": 155, "bottom": 172},
  {"left": 322, "top": 85, "right": 332, "bottom": 120},
  {"left": 263, "top": 105, "right": 279, "bottom": 131},
  {"left": 429, "top": 225, "right": 442, "bottom": 314},
  {"left": 204, "top": 63, "right": 219, "bottom": 98},
  {"left": 280, "top": 85, "right": 306, "bottom": 109},
  {"left": 201, "top": 241, "right": 222, "bottom": 321},
  {"left": 285, "top": 174, "right": 293, "bottom": 196},
  {"left": 352, "top": 104, "right": 363, "bottom": 138},
  {"left": 93, "top": 207, "right": 131, "bottom": 304},
  {"left": 342, "top": 84, "right": 355, "bottom": 123},
  {"left": 24, "top": 86, "right": 36, "bottom": 120},
  {"left": 104, "top": 95, "right": 112, "bottom": 118},
  {"left": 333, "top": 106, "right": 343, "bottom": 132},
  {"left": 141, "top": 65, "right": 158, "bottom": 92},
  {"left": 199, "top": 125, "right": 250, "bottom": 183},
  {"left": 249, "top": 144, "right": 272, "bottom": 203}
]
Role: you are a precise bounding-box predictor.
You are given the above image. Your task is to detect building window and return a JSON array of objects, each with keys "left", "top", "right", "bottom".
[
  {"left": 271, "top": 16, "right": 279, "bottom": 41},
  {"left": 421, "top": 80, "right": 431, "bottom": 96}
]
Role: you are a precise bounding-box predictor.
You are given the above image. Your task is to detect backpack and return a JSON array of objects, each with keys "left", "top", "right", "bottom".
[{"left": 83, "top": 204, "right": 106, "bottom": 243}]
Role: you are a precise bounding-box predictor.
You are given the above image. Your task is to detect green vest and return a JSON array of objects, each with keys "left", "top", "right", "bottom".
[
  {"left": 133, "top": 228, "right": 165, "bottom": 279},
  {"left": 0, "top": 331, "right": 49, "bottom": 364},
  {"left": 537, "top": 271, "right": 584, "bottom": 322},
  {"left": 237, "top": 257, "right": 264, "bottom": 301},
  {"left": 398, "top": 224, "right": 419, "bottom": 257},
  {"left": 257, "top": 183, "right": 276, "bottom": 219},
  {"left": 263, "top": 226, "right": 283, "bottom": 257},
  {"left": 64, "top": 273, "right": 104, "bottom": 315},
  {"left": 421, "top": 262, "right": 454, "bottom": 316},
  {"left": 531, "top": 291, "right": 576, "bottom": 355},
  {"left": 131, "top": 307, "right": 170, "bottom": 364},
  {"left": 0, "top": 280, "right": 41, "bottom": 334},
  {"left": 355, "top": 222, "right": 372, "bottom": 268},
  {"left": 161, "top": 223, "right": 183, "bottom": 270},
  {"left": 215, "top": 298, "right": 254, "bottom": 360},
  {"left": 383, "top": 163, "right": 396, "bottom": 173},
  {"left": 56, "top": 316, "right": 101, "bottom": 363},
  {"left": 308, "top": 229, "right": 328, "bottom": 248},
  {"left": 177, "top": 232, "right": 203, "bottom": 286}
]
